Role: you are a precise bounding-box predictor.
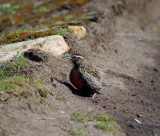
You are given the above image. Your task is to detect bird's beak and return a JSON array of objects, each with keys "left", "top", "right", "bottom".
[{"left": 64, "top": 55, "right": 72, "bottom": 60}]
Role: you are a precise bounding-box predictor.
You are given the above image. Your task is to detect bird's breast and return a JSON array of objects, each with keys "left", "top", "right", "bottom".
[{"left": 70, "top": 69, "right": 84, "bottom": 90}]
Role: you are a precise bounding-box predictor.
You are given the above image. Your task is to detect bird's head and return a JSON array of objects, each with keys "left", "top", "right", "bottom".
[{"left": 64, "top": 54, "right": 84, "bottom": 68}]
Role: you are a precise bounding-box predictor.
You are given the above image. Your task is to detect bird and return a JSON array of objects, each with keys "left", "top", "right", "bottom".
[{"left": 64, "top": 53, "right": 102, "bottom": 98}]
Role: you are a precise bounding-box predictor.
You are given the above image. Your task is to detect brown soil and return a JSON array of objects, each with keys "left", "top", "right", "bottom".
[{"left": 1, "top": 0, "right": 160, "bottom": 136}]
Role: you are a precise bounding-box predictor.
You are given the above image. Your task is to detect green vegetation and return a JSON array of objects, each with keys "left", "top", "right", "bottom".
[
  {"left": 0, "top": 3, "right": 11, "bottom": 12},
  {"left": 56, "top": 92, "right": 67, "bottom": 102},
  {"left": 0, "top": 27, "right": 72, "bottom": 45},
  {"left": 154, "top": 26, "right": 160, "bottom": 33},
  {"left": 32, "top": 79, "right": 44, "bottom": 89},
  {"left": 0, "top": 75, "right": 44, "bottom": 98},
  {"left": 71, "top": 112, "right": 89, "bottom": 123},
  {"left": 95, "top": 122, "right": 115, "bottom": 134},
  {"left": 0, "top": 4, "right": 19, "bottom": 15},
  {"left": 0, "top": 75, "right": 28, "bottom": 91},
  {"left": 64, "top": 15, "right": 73, "bottom": 21},
  {"left": 35, "top": 6, "right": 47, "bottom": 13},
  {"left": 6, "top": 5, "right": 20, "bottom": 14},
  {"left": 93, "top": 114, "right": 116, "bottom": 123},
  {"left": 0, "top": 55, "right": 30, "bottom": 79},
  {"left": 69, "top": 129, "right": 85, "bottom": 136},
  {"left": 11, "top": 29, "right": 27, "bottom": 34},
  {"left": 2, "top": 41, "right": 12, "bottom": 45},
  {"left": 0, "top": 54, "right": 44, "bottom": 98},
  {"left": 94, "top": 114, "right": 116, "bottom": 134},
  {"left": 18, "top": 22, "right": 25, "bottom": 27},
  {"left": 71, "top": 112, "right": 116, "bottom": 135}
]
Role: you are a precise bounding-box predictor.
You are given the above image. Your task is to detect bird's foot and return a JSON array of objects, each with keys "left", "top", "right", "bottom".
[{"left": 92, "top": 93, "right": 97, "bottom": 99}]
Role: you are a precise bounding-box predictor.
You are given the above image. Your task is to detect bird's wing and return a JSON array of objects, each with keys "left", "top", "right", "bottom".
[{"left": 79, "top": 65, "right": 102, "bottom": 90}]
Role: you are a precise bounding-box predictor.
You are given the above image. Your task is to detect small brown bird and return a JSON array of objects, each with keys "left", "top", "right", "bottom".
[{"left": 64, "top": 54, "right": 102, "bottom": 98}]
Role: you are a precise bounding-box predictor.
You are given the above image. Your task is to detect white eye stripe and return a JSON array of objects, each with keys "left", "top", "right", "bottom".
[{"left": 74, "top": 55, "right": 83, "bottom": 59}]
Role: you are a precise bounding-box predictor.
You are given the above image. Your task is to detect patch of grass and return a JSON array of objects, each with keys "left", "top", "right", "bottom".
[
  {"left": 0, "top": 55, "right": 30, "bottom": 79},
  {"left": 0, "top": 75, "right": 28, "bottom": 92},
  {"left": 0, "top": 55, "right": 32, "bottom": 95},
  {"left": 95, "top": 122, "right": 116, "bottom": 134},
  {"left": 55, "top": 92, "right": 67, "bottom": 102},
  {"left": 0, "top": 75, "right": 46, "bottom": 99},
  {"left": 93, "top": 114, "right": 116, "bottom": 124},
  {"left": 32, "top": 79, "right": 43, "bottom": 89},
  {"left": 69, "top": 129, "right": 85, "bottom": 136},
  {"left": 71, "top": 112, "right": 88, "bottom": 123},
  {"left": 71, "top": 113, "right": 116, "bottom": 135}
]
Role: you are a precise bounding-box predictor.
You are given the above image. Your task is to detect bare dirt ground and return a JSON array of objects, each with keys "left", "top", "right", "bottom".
[{"left": 0, "top": 0, "right": 160, "bottom": 136}]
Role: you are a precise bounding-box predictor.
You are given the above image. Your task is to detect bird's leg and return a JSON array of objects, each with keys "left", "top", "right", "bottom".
[{"left": 92, "top": 93, "right": 97, "bottom": 99}]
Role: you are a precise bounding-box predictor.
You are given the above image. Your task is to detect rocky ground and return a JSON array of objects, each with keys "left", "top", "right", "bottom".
[{"left": 0, "top": 0, "right": 160, "bottom": 136}]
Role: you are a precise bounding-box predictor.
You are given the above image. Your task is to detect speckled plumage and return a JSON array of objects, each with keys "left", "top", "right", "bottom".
[{"left": 65, "top": 54, "right": 102, "bottom": 96}]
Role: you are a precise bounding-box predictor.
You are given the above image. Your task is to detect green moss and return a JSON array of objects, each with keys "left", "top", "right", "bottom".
[
  {"left": 0, "top": 27, "right": 72, "bottom": 45},
  {"left": 69, "top": 129, "right": 85, "bottom": 136},
  {"left": 50, "top": 28, "right": 73, "bottom": 35}
]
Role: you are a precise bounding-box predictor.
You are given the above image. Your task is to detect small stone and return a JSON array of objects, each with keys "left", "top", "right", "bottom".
[
  {"left": 135, "top": 118, "right": 142, "bottom": 124},
  {"left": 68, "top": 26, "right": 86, "bottom": 39},
  {"left": 60, "top": 111, "right": 65, "bottom": 114},
  {"left": 0, "top": 93, "right": 9, "bottom": 101}
]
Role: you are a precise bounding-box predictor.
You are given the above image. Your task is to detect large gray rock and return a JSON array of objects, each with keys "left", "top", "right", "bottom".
[{"left": 0, "top": 35, "right": 70, "bottom": 63}]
